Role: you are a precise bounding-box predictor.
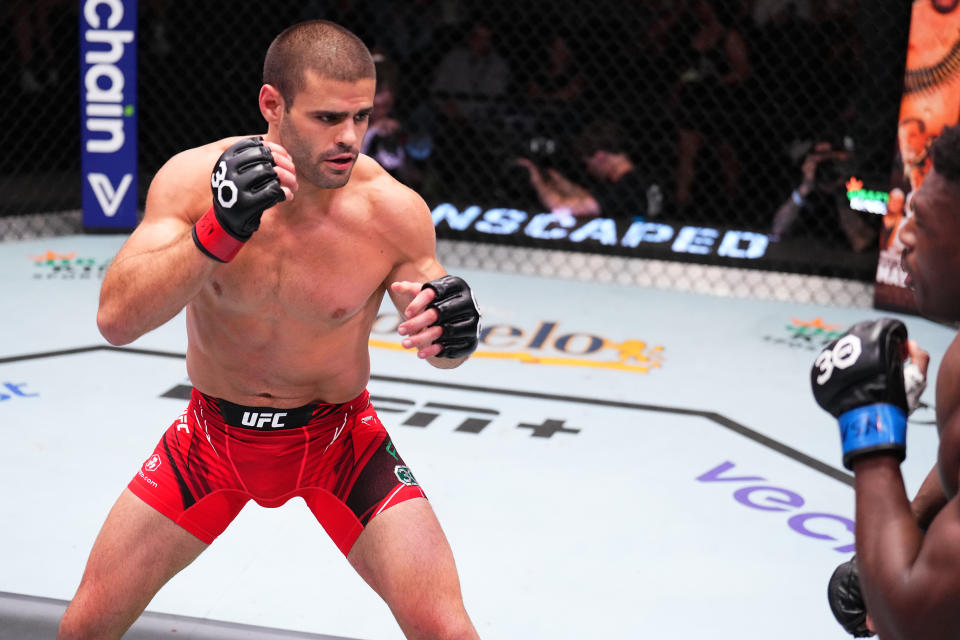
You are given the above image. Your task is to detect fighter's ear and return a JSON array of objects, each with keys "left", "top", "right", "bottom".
[{"left": 259, "top": 84, "right": 286, "bottom": 123}]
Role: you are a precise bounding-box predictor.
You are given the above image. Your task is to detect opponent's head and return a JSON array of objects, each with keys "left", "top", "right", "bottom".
[
  {"left": 900, "top": 123, "right": 960, "bottom": 321},
  {"left": 260, "top": 20, "right": 376, "bottom": 188}
]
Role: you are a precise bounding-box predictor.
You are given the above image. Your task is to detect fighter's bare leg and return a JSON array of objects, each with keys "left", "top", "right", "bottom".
[
  {"left": 348, "top": 498, "right": 480, "bottom": 640},
  {"left": 58, "top": 489, "right": 209, "bottom": 640}
]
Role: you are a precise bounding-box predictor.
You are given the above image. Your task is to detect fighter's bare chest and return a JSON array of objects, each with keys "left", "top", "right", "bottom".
[{"left": 207, "top": 230, "right": 393, "bottom": 324}]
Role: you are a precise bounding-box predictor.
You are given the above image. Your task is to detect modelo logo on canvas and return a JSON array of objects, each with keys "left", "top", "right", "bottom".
[{"left": 371, "top": 314, "right": 665, "bottom": 374}]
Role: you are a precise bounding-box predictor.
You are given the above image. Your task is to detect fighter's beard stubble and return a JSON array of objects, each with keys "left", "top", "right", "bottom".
[{"left": 279, "top": 118, "right": 356, "bottom": 189}]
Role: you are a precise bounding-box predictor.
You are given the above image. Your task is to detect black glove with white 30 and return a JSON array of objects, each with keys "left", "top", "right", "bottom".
[
  {"left": 192, "top": 137, "right": 285, "bottom": 262},
  {"left": 422, "top": 275, "right": 481, "bottom": 358},
  {"left": 811, "top": 318, "right": 911, "bottom": 470}
]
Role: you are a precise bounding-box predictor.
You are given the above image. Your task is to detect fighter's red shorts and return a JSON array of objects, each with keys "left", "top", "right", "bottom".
[{"left": 128, "top": 388, "right": 426, "bottom": 555}]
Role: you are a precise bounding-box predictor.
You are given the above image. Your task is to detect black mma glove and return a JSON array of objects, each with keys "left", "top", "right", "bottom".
[
  {"left": 827, "top": 556, "right": 874, "bottom": 637},
  {"left": 811, "top": 318, "right": 909, "bottom": 470},
  {"left": 192, "top": 136, "right": 285, "bottom": 262},
  {"left": 422, "top": 275, "right": 481, "bottom": 358}
]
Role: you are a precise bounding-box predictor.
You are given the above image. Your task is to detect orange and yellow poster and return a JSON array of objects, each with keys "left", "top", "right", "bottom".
[{"left": 875, "top": 0, "right": 960, "bottom": 312}]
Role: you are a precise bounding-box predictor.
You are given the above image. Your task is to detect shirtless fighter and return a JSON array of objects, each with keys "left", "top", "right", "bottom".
[
  {"left": 58, "top": 20, "right": 481, "bottom": 640},
  {"left": 811, "top": 124, "right": 960, "bottom": 639}
]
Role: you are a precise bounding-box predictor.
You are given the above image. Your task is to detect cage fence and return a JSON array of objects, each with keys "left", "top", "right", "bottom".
[{"left": 1, "top": 0, "right": 909, "bottom": 306}]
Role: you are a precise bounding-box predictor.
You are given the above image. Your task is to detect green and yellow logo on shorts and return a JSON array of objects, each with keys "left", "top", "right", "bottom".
[{"left": 394, "top": 465, "right": 419, "bottom": 487}]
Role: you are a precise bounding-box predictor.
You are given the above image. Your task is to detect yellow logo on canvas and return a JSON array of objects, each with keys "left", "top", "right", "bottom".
[{"left": 369, "top": 314, "right": 664, "bottom": 374}]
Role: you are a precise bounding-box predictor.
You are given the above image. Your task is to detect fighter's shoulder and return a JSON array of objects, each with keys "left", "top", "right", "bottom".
[
  {"left": 936, "top": 332, "right": 960, "bottom": 418},
  {"left": 145, "top": 136, "right": 253, "bottom": 221},
  {"left": 154, "top": 136, "right": 251, "bottom": 183},
  {"left": 356, "top": 155, "right": 430, "bottom": 219}
]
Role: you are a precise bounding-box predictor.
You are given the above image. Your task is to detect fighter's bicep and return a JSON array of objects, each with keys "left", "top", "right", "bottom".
[
  {"left": 111, "top": 156, "right": 211, "bottom": 266},
  {"left": 383, "top": 188, "right": 445, "bottom": 294},
  {"left": 908, "top": 496, "right": 960, "bottom": 610}
]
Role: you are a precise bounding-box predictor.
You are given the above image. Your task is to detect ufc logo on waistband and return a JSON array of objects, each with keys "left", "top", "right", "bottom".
[{"left": 241, "top": 411, "right": 288, "bottom": 428}]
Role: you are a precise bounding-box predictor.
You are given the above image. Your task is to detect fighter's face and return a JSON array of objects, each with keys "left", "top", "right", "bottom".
[
  {"left": 280, "top": 71, "right": 375, "bottom": 189},
  {"left": 899, "top": 169, "right": 960, "bottom": 320}
]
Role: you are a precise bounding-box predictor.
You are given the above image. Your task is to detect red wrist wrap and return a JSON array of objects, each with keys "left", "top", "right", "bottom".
[{"left": 192, "top": 207, "right": 245, "bottom": 262}]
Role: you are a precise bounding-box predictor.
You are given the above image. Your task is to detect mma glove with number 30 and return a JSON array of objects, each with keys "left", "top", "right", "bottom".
[
  {"left": 811, "top": 318, "right": 910, "bottom": 470},
  {"left": 193, "top": 136, "right": 286, "bottom": 262},
  {"left": 422, "top": 275, "right": 481, "bottom": 358}
]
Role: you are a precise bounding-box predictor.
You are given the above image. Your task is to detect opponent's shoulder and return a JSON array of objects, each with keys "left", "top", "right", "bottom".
[
  {"left": 936, "top": 332, "right": 960, "bottom": 423},
  {"left": 145, "top": 136, "right": 256, "bottom": 223}
]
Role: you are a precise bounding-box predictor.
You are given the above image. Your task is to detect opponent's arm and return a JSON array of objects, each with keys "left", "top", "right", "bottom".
[
  {"left": 385, "top": 188, "right": 480, "bottom": 369},
  {"left": 97, "top": 138, "right": 293, "bottom": 345},
  {"left": 828, "top": 463, "right": 945, "bottom": 638},
  {"left": 813, "top": 321, "right": 960, "bottom": 639}
]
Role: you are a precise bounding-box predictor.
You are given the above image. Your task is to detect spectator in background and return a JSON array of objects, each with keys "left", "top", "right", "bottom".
[
  {"left": 523, "top": 32, "right": 586, "bottom": 129},
  {"left": 671, "top": 0, "right": 751, "bottom": 217},
  {"left": 145, "top": 0, "right": 172, "bottom": 56},
  {"left": 769, "top": 139, "right": 876, "bottom": 252},
  {"left": 7, "top": 0, "right": 66, "bottom": 93},
  {"left": 426, "top": 19, "right": 511, "bottom": 199},
  {"left": 361, "top": 79, "right": 424, "bottom": 191},
  {"left": 515, "top": 121, "right": 662, "bottom": 220},
  {"left": 430, "top": 20, "right": 510, "bottom": 123},
  {"left": 368, "top": 0, "right": 443, "bottom": 67},
  {"left": 751, "top": 0, "right": 812, "bottom": 28}
]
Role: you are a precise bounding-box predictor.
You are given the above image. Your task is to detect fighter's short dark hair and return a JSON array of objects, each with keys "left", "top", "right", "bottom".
[
  {"left": 263, "top": 20, "right": 375, "bottom": 108},
  {"left": 931, "top": 124, "right": 960, "bottom": 183}
]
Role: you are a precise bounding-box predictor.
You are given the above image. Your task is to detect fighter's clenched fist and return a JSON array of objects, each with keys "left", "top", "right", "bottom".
[
  {"left": 192, "top": 136, "right": 295, "bottom": 262},
  {"left": 393, "top": 276, "right": 481, "bottom": 360},
  {"left": 811, "top": 317, "right": 910, "bottom": 470}
]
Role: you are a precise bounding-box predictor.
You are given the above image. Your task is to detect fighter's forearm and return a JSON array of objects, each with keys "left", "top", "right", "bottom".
[
  {"left": 912, "top": 463, "right": 947, "bottom": 529},
  {"left": 98, "top": 231, "right": 217, "bottom": 345},
  {"left": 853, "top": 456, "right": 926, "bottom": 639}
]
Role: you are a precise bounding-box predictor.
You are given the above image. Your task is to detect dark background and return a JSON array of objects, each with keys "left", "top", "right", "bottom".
[{"left": 1, "top": 0, "right": 911, "bottom": 280}]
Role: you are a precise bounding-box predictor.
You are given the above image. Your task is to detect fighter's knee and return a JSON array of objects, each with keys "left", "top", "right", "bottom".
[
  {"left": 58, "top": 592, "right": 124, "bottom": 640},
  {"left": 396, "top": 606, "right": 479, "bottom": 640},
  {"left": 57, "top": 610, "right": 103, "bottom": 640}
]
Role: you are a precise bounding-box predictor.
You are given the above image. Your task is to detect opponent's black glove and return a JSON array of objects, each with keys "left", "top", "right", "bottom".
[
  {"left": 192, "top": 136, "right": 285, "bottom": 262},
  {"left": 811, "top": 318, "right": 909, "bottom": 470},
  {"left": 827, "top": 556, "right": 874, "bottom": 637},
  {"left": 422, "top": 275, "right": 481, "bottom": 358}
]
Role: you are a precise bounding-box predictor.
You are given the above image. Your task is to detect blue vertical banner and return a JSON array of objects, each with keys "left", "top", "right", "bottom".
[{"left": 80, "top": 0, "right": 138, "bottom": 230}]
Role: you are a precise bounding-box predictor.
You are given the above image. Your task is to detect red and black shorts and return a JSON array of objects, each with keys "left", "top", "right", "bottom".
[{"left": 128, "top": 388, "right": 426, "bottom": 555}]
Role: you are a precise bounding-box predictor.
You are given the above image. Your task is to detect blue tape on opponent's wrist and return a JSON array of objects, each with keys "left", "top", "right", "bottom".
[{"left": 837, "top": 403, "right": 907, "bottom": 469}]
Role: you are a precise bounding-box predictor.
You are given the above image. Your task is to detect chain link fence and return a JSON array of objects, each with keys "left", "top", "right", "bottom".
[{"left": 1, "top": 0, "right": 911, "bottom": 304}]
